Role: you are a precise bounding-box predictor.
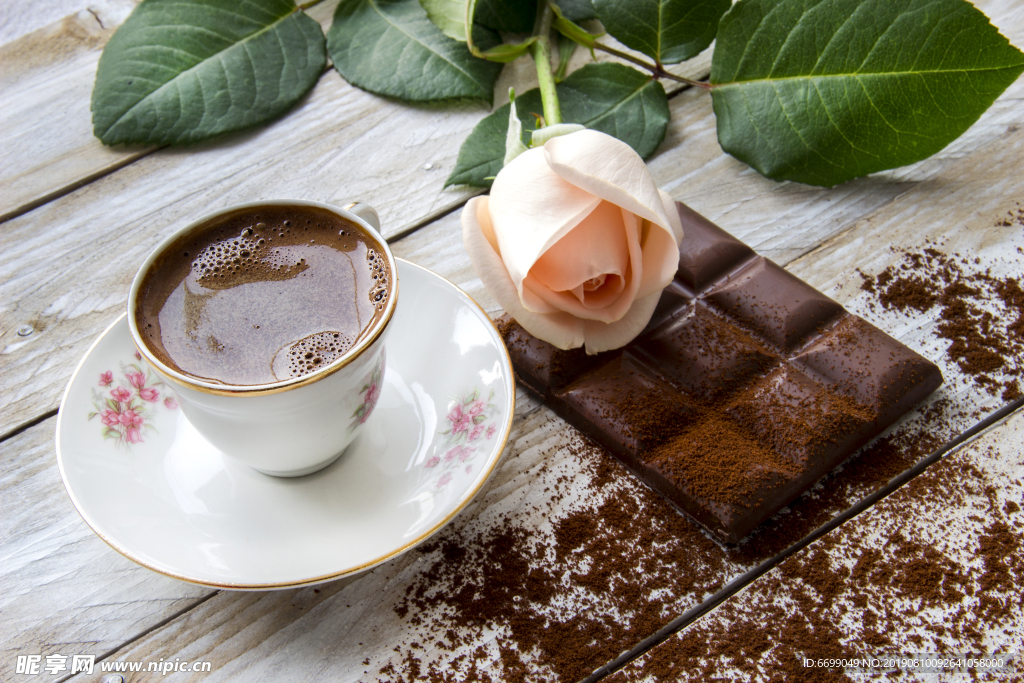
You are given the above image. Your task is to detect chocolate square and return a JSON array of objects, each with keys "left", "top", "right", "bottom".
[
  {"left": 794, "top": 316, "right": 945, "bottom": 426},
  {"left": 724, "top": 364, "right": 876, "bottom": 469},
  {"left": 705, "top": 257, "right": 845, "bottom": 351},
  {"left": 559, "top": 355, "right": 701, "bottom": 460},
  {"left": 674, "top": 202, "right": 756, "bottom": 291},
  {"left": 631, "top": 302, "right": 779, "bottom": 401}
]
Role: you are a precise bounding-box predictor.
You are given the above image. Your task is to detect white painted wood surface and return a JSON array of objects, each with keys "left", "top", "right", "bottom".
[
  {"left": 0, "top": 420, "right": 211, "bottom": 681},
  {"left": 608, "top": 408, "right": 1024, "bottom": 683},
  {"left": 0, "top": 0, "right": 108, "bottom": 44},
  {"left": 0, "top": 0, "right": 1022, "bottom": 681},
  {"left": 0, "top": 0, "right": 141, "bottom": 222}
]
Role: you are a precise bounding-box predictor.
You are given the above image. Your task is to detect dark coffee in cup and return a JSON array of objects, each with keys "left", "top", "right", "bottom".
[{"left": 135, "top": 204, "right": 391, "bottom": 386}]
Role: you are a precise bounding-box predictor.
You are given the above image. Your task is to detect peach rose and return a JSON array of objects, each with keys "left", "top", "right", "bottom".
[{"left": 462, "top": 129, "right": 683, "bottom": 354}]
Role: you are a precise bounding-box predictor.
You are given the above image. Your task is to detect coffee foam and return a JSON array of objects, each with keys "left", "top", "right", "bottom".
[
  {"left": 192, "top": 224, "right": 309, "bottom": 290},
  {"left": 272, "top": 330, "right": 356, "bottom": 380},
  {"left": 187, "top": 219, "right": 389, "bottom": 314},
  {"left": 366, "top": 245, "right": 389, "bottom": 312}
]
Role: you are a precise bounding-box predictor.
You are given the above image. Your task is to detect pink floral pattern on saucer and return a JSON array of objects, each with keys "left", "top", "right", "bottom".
[
  {"left": 88, "top": 358, "right": 176, "bottom": 448},
  {"left": 427, "top": 388, "right": 500, "bottom": 488}
]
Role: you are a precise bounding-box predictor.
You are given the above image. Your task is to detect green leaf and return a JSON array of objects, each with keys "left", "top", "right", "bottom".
[
  {"left": 417, "top": 0, "right": 533, "bottom": 41},
  {"left": 594, "top": 0, "right": 730, "bottom": 64},
  {"left": 447, "top": 62, "right": 669, "bottom": 186},
  {"left": 710, "top": 0, "right": 1024, "bottom": 187},
  {"left": 555, "top": 31, "right": 577, "bottom": 82},
  {"left": 475, "top": 0, "right": 536, "bottom": 33},
  {"left": 329, "top": 0, "right": 503, "bottom": 102},
  {"left": 419, "top": 0, "right": 470, "bottom": 40},
  {"left": 556, "top": 0, "right": 597, "bottom": 22},
  {"left": 91, "top": 0, "right": 326, "bottom": 146}
]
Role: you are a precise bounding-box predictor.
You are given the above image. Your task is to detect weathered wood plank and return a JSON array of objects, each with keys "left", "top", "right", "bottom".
[
  {"left": 0, "top": 417, "right": 210, "bottom": 683},
  {"left": 2, "top": 3, "right": 1021, "bottom": 680},
  {"left": 0, "top": 0, "right": 356, "bottom": 222},
  {"left": 0, "top": 0, "right": 141, "bottom": 222},
  {"left": 606, "top": 407, "right": 1024, "bottom": 683},
  {"left": 0, "top": 0, "right": 105, "bottom": 45}
]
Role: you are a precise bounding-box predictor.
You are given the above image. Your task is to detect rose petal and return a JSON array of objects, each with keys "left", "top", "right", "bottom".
[
  {"left": 521, "top": 203, "right": 645, "bottom": 323},
  {"left": 528, "top": 201, "right": 627, "bottom": 292},
  {"left": 635, "top": 217, "right": 680, "bottom": 298},
  {"left": 575, "top": 273, "right": 627, "bottom": 309},
  {"left": 582, "top": 290, "right": 662, "bottom": 354},
  {"left": 462, "top": 197, "right": 585, "bottom": 349},
  {"left": 544, "top": 130, "right": 678, "bottom": 248},
  {"left": 489, "top": 148, "right": 601, "bottom": 292},
  {"left": 659, "top": 189, "right": 684, "bottom": 243},
  {"left": 466, "top": 196, "right": 561, "bottom": 316}
]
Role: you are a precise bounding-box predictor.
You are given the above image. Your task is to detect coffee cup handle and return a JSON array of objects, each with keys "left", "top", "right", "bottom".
[{"left": 343, "top": 202, "right": 381, "bottom": 233}]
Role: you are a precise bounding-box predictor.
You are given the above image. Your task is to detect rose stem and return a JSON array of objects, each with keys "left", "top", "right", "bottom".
[
  {"left": 530, "top": 1, "right": 563, "bottom": 125},
  {"left": 591, "top": 42, "right": 713, "bottom": 90}
]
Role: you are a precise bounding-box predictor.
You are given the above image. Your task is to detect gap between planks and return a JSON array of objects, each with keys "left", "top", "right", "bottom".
[
  {"left": 584, "top": 397, "right": 1024, "bottom": 683},
  {"left": 0, "top": 150, "right": 151, "bottom": 225},
  {"left": 0, "top": 74, "right": 707, "bottom": 227},
  {"left": 0, "top": 407, "right": 59, "bottom": 445},
  {"left": 55, "top": 591, "right": 221, "bottom": 683}
]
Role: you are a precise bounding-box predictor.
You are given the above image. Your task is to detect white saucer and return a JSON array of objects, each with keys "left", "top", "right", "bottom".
[{"left": 56, "top": 260, "right": 515, "bottom": 589}]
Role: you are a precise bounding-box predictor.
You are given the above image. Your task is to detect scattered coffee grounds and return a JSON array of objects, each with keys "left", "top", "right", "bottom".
[
  {"left": 368, "top": 392, "right": 985, "bottom": 681},
  {"left": 610, "top": 421, "right": 1023, "bottom": 683},
  {"left": 499, "top": 203, "right": 942, "bottom": 542},
  {"left": 377, "top": 436, "right": 735, "bottom": 682},
  {"left": 858, "top": 209, "right": 1024, "bottom": 402}
]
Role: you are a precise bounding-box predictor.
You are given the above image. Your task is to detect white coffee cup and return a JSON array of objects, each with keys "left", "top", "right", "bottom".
[{"left": 127, "top": 200, "right": 397, "bottom": 477}]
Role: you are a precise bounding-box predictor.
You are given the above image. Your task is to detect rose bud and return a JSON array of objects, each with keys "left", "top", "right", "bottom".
[{"left": 462, "top": 129, "right": 683, "bottom": 354}]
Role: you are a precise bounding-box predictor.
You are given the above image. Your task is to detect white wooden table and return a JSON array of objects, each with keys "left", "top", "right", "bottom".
[{"left": 2, "top": 1, "right": 1022, "bottom": 681}]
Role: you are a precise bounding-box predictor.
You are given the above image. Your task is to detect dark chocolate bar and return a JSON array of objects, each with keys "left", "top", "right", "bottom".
[{"left": 499, "top": 202, "right": 942, "bottom": 543}]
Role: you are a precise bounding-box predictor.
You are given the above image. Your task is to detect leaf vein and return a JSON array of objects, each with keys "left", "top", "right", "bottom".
[
  {"left": 718, "top": 63, "right": 1024, "bottom": 87},
  {"left": 367, "top": 0, "right": 479, "bottom": 86},
  {"left": 770, "top": 81, "right": 843, "bottom": 169},
  {"left": 811, "top": 78, "right": 880, "bottom": 159}
]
